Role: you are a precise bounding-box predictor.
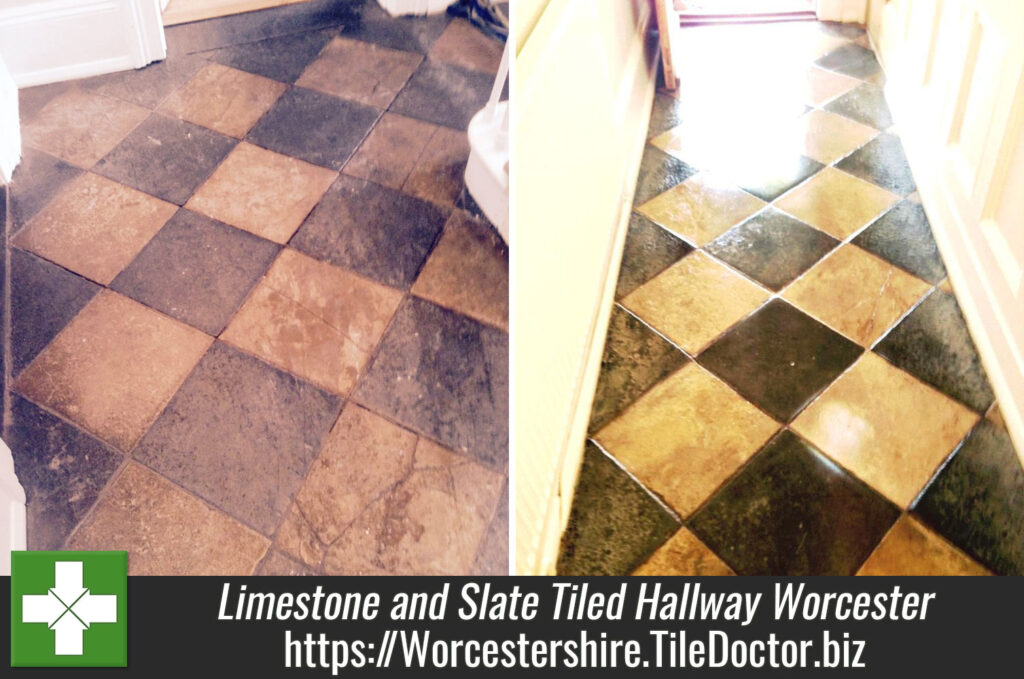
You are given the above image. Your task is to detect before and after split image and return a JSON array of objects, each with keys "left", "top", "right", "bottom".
[{"left": 1, "top": 0, "right": 1022, "bottom": 578}]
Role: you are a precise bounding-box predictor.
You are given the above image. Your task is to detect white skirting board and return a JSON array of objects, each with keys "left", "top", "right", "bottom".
[{"left": 376, "top": 0, "right": 450, "bottom": 16}]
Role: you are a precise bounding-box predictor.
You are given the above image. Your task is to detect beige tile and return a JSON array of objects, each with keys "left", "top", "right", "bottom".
[
  {"left": 14, "top": 291, "right": 213, "bottom": 450},
  {"left": 633, "top": 528, "right": 734, "bottom": 575},
  {"left": 186, "top": 142, "right": 336, "bottom": 243},
  {"left": 403, "top": 126, "right": 471, "bottom": 206},
  {"left": 775, "top": 167, "right": 900, "bottom": 239},
  {"left": 637, "top": 173, "right": 766, "bottom": 246},
  {"left": 799, "top": 65, "right": 862, "bottom": 106},
  {"left": 222, "top": 249, "right": 403, "bottom": 394},
  {"left": 596, "top": 363, "right": 780, "bottom": 517},
  {"left": 793, "top": 109, "right": 879, "bottom": 164},
  {"left": 784, "top": 245, "right": 931, "bottom": 346},
  {"left": 159, "top": 62, "right": 287, "bottom": 138},
  {"left": 792, "top": 352, "right": 979, "bottom": 508},
  {"left": 987, "top": 404, "right": 1006, "bottom": 430},
  {"left": 412, "top": 210, "right": 508, "bottom": 330},
  {"left": 623, "top": 251, "right": 769, "bottom": 354},
  {"left": 857, "top": 515, "right": 990, "bottom": 575},
  {"left": 67, "top": 463, "right": 268, "bottom": 575},
  {"left": 343, "top": 113, "right": 436, "bottom": 189},
  {"left": 296, "top": 36, "right": 422, "bottom": 108},
  {"left": 938, "top": 277, "right": 953, "bottom": 293},
  {"left": 21, "top": 88, "right": 149, "bottom": 168},
  {"left": 13, "top": 173, "right": 177, "bottom": 284},
  {"left": 429, "top": 18, "right": 503, "bottom": 74}
]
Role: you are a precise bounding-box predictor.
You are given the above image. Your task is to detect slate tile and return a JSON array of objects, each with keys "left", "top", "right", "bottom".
[
  {"left": 632, "top": 145, "right": 698, "bottom": 206},
  {"left": 391, "top": 60, "right": 492, "bottom": 130},
  {"left": 615, "top": 211, "right": 694, "bottom": 299},
  {"left": 852, "top": 199, "right": 947, "bottom": 284},
  {"left": 836, "top": 132, "right": 916, "bottom": 196},
  {"left": 6, "top": 147, "right": 82, "bottom": 231},
  {"left": 201, "top": 29, "right": 335, "bottom": 83},
  {"left": 824, "top": 82, "right": 893, "bottom": 129}
]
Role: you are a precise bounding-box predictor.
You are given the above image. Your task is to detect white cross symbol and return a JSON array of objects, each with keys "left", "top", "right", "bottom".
[{"left": 21, "top": 561, "right": 118, "bottom": 655}]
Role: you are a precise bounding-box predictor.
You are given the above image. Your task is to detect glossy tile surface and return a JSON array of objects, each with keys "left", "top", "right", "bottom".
[
  {"left": 801, "top": 65, "right": 861, "bottom": 106},
  {"left": 857, "top": 515, "right": 990, "bottom": 575},
  {"left": 775, "top": 166, "right": 899, "bottom": 239},
  {"left": 824, "top": 82, "right": 893, "bottom": 129},
  {"left": 638, "top": 173, "right": 766, "bottom": 245},
  {"left": 728, "top": 153, "right": 823, "bottom": 203},
  {"left": 816, "top": 43, "right": 882, "bottom": 80},
  {"left": 615, "top": 212, "right": 694, "bottom": 298},
  {"left": 836, "top": 132, "right": 916, "bottom": 195},
  {"left": 852, "top": 200, "right": 947, "bottom": 284},
  {"left": 633, "top": 144, "right": 698, "bottom": 206},
  {"left": 633, "top": 528, "right": 734, "bottom": 576},
  {"left": 296, "top": 36, "right": 421, "bottom": 108},
  {"left": 794, "top": 108, "right": 878, "bottom": 164}
]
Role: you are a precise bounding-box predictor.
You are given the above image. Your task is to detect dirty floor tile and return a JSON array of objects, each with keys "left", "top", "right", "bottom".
[
  {"left": 81, "top": 56, "right": 205, "bottom": 109},
  {"left": 343, "top": 112, "right": 436, "bottom": 189},
  {"left": 428, "top": 18, "right": 503, "bottom": 74},
  {"left": 297, "top": 36, "right": 422, "bottom": 108},
  {"left": 390, "top": 59, "right": 493, "bottom": 130},
  {"left": 402, "top": 125, "right": 470, "bottom": 206}
]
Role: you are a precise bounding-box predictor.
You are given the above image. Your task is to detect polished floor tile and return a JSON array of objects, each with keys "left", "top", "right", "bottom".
[
  {"left": 428, "top": 17, "right": 503, "bottom": 74},
  {"left": 690, "top": 430, "right": 899, "bottom": 575},
  {"left": 816, "top": 43, "right": 883, "bottom": 80},
  {"left": 647, "top": 93, "right": 687, "bottom": 140},
  {"left": 857, "top": 515, "right": 990, "bottom": 575},
  {"left": 402, "top": 125, "right": 471, "bottom": 206},
  {"left": 186, "top": 142, "right": 336, "bottom": 244},
  {"left": 67, "top": 463, "right": 269, "bottom": 575},
  {"left": 615, "top": 212, "right": 694, "bottom": 298},
  {"left": 632, "top": 145, "right": 698, "bottom": 206},
  {"left": 706, "top": 207, "right": 838, "bottom": 291},
  {"left": 792, "top": 352, "right": 978, "bottom": 507},
  {"left": 81, "top": 55, "right": 205, "bottom": 109},
  {"left": 852, "top": 200, "right": 947, "bottom": 284},
  {"left": 14, "top": 291, "right": 213, "bottom": 451},
  {"left": 913, "top": 420, "right": 1024, "bottom": 575},
  {"left": 632, "top": 528, "right": 734, "bottom": 576},
  {"left": 638, "top": 173, "right": 766, "bottom": 246},
  {"left": 6, "top": 147, "right": 82, "bottom": 230},
  {"left": 727, "top": 152, "right": 823, "bottom": 203},
  {"left": 699, "top": 299, "right": 863, "bottom": 421},
  {"left": 202, "top": 28, "right": 335, "bottom": 83},
  {"left": 222, "top": 248, "right": 402, "bottom": 395},
  {"left": 588, "top": 305, "right": 689, "bottom": 434},
  {"left": 783, "top": 244, "right": 931, "bottom": 346},
  {"left": 836, "top": 132, "right": 916, "bottom": 196},
  {"left": 13, "top": 172, "right": 177, "bottom": 285},
  {"left": 800, "top": 65, "right": 862, "bottom": 106},
  {"left": 390, "top": 59, "right": 493, "bottom": 130},
  {"left": 296, "top": 36, "right": 422, "bottom": 108},
  {"left": 874, "top": 289, "right": 995, "bottom": 412},
  {"left": 775, "top": 166, "right": 899, "bottom": 239},
  {"left": 133, "top": 341, "right": 342, "bottom": 534},
  {"left": 794, "top": 108, "right": 878, "bottom": 165},
  {"left": 596, "top": 363, "right": 779, "bottom": 517},
  {"left": 624, "top": 251, "right": 770, "bottom": 354},
  {"left": 110, "top": 209, "right": 280, "bottom": 335},
  {"left": 557, "top": 442, "right": 681, "bottom": 576},
  {"left": 343, "top": 112, "right": 436, "bottom": 189},
  {"left": 825, "top": 82, "right": 894, "bottom": 129}
]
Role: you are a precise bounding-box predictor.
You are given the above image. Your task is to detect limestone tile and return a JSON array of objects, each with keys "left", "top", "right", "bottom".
[
  {"left": 794, "top": 109, "right": 879, "bottom": 165},
  {"left": 296, "top": 36, "right": 422, "bottom": 108},
  {"left": 857, "top": 515, "right": 990, "bottom": 576},
  {"left": 343, "top": 113, "right": 436, "bottom": 189},
  {"left": 775, "top": 167, "right": 900, "bottom": 239},
  {"left": 255, "top": 550, "right": 320, "bottom": 575},
  {"left": 633, "top": 528, "right": 734, "bottom": 576},
  {"left": 799, "top": 65, "right": 862, "bottom": 106},
  {"left": 637, "top": 173, "right": 766, "bottom": 246},
  {"left": 402, "top": 126, "right": 471, "bottom": 206},
  {"left": 428, "top": 18, "right": 503, "bottom": 74}
]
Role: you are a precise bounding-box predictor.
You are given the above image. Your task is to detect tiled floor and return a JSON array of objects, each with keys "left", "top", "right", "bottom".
[
  {"left": 4, "top": 0, "right": 508, "bottom": 575},
  {"left": 559, "top": 20, "right": 1023, "bottom": 576}
]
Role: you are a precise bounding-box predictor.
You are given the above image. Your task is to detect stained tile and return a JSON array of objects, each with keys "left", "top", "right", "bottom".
[
  {"left": 851, "top": 200, "right": 947, "bottom": 284},
  {"left": 133, "top": 342, "right": 342, "bottom": 534},
  {"left": 473, "top": 480, "right": 509, "bottom": 576},
  {"left": 784, "top": 245, "right": 931, "bottom": 347},
  {"left": 6, "top": 147, "right": 82, "bottom": 230},
  {"left": 81, "top": 56, "right": 205, "bottom": 109},
  {"left": 874, "top": 289, "right": 995, "bottom": 413},
  {"left": 291, "top": 175, "right": 448, "bottom": 289},
  {"left": 706, "top": 207, "right": 838, "bottom": 291},
  {"left": 339, "top": 0, "right": 451, "bottom": 54},
  {"left": 816, "top": 43, "right": 883, "bottom": 80},
  {"left": 615, "top": 212, "right": 694, "bottom": 298},
  {"left": 429, "top": 18, "right": 502, "bottom": 74},
  {"left": 402, "top": 126, "right": 470, "bottom": 206},
  {"left": 297, "top": 36, "right": 421, "bottom": 108},
  {"left": 256, "top": 550, "right": 320, "bottom": 576},
  {"left": 857, "top": 515, "right": 990, "bottom": 575},
  {"left": 557, "top": 442, "right": 681, "bottom": 576},
  {"left": 411, "top": 210, "right": 508, "bottom": 330},
  {"left": 110, "top": 209, "right": 280, "bottom": 335},
  {"left": 391, "top": 60, "right": 492, "bottom": 130},
  {"left": 624, "top": 252, "right": 770, "bottom": 354},
  {"left": 222, "top": 249, "right": 403, "bottom": 395},
  {"left": 186, "top": 142, "right": 336, "bottom": 243},
  {"left": 588, "top": 305, "right": 689, "bottom": 434},
  {"left": 794, "top": 109, "right": 879, "bottom": 165},
  {"left": 159, "top": 63, "right": 287, "bottom": 138},
  {"left": 825, "top": 82, "right": 894, "bottom": 129},
  {"left": 690, "top": 430, "right": 899, "bottom": 575},
  {"left": 632, "top": 528, "right": 734, "bottom": 576},
  {"left": 727, "top": 153, "right": 823, "bottom": 202},
  {"left": 343, "top": 112, "right": 436, "bottom": 189},
  {"left": 637, "top": 173, "right": 766, "bottom": 246},
  {"left": 13, "top": 173, "right": 177, "bottom": 285},
  {"left": 836, "top": 132, "right": 916, "bottom": 195},
  {"left": 913, "top": 420, "right": 1024, "bottom": 575},
  {"left": 775, "top": 166, "right": 900, "bottom": 239},
  {"left": 596, "top": 363, "right": 780, "bottom": 517},
  {"left": 246, "top": 86, "right": 380, "bottom": 170},
  {"left": 800, "top": 65, "right": 862, "bottom": 106},
  {"left": 14, "top": 291, "right": 213, "bottom": 451},
  {"left": 792, "top": 352, "right": 978, "bottom": 507},
  {"left": 354, "top": 297, "right": 507, "bottom": 468},
  {"left": 67, "top": 463, "right": 269, "bottom": 575},
  {"left": 202, "top": 29, "right": 335, "bottom": 83},
  {"left": 21, "top": 89, "right": 149, "bottom": 168},
  {"left": 699, "top": 299, "right": 863, "bottom": 421},
  {"left": 94, "top": 114, "right": 237, "bottom": 205},
  {"left": 632, "top": 145, "right": 698, "bottom": 206},
  {"left": 6, "top": 395, "right": 122, "bottom": 550}
]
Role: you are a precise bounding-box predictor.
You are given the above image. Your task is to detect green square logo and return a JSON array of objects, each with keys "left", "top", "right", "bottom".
[{"left": 10, "top": 551, "right": 127, "bottom": 667}]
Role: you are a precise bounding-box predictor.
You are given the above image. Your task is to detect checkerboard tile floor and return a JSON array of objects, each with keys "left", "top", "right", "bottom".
[
  {"left": 4, "top": 0, "right": 507, "bottom": 575},
  {"left": 559, "top": 20, "right": 1023, "bottom": 576}
]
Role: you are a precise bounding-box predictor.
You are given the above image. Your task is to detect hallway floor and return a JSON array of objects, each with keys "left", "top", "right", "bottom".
[
  {"left": 4, "top": 0, "right": 508, "bottom": 575},
  {"left": 559, "top": 20, "right": 1023, "bottom": 576}
]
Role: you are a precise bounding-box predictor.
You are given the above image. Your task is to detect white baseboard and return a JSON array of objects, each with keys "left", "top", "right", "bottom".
[{"left": 377, "top": 0, "right": 450, "bottom": 16}]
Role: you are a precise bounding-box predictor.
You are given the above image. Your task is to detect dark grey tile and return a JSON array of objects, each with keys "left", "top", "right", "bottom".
[
  {"left": 816, "top": 43, "right": 882, "bottom": 80},
  {"left": 80, "top": 56, "right": 205, "bottom": 109},
  {"left": 818, "top": 21, "right": 866, "bottom": 40},
  {"left": 111, "top": 209, "right": 280, "bottom": 335},
  {"left": 340, "top": 0, "right": 451, "bottom": 54},
  {"left": 852, "top": 200, "right": 946, "bottom": 284},
  {"left": 616, "top": 211, "right": 694, "bottom": 298},
  {"left": 133, "top": 341, "right": 342, "bottom": 535},
  {"left": 824, "top": 82, "right": 893, "bottom": 129},
  {"left": 836, "top": 132, "right": 916, "bottom": 195},
  {"left": 690, "top": 430, "right": 899, "bottom": 575},
  {"left": 6, "top": 394, "right": 122, "bottom": 550},
  {"left": 201, "top": 29, "right": 335, "bottom": 83},
  {"left": 588, "top": 305, "right": 689, "bottom": 433},
  {"left": 914, "top": 420, "right": 1024, "bottom": 575},
  {"left": 354, "top": 297, "right": 507, "bottom": 468},
  {"left": 7, "top": 147, "right": 83, "bottom": 231},
  {"left": 633, "top": 144, "right": 697, "bottom": 206},
  {"left": 648, "top": 92, "right": 685, "bottom": 139},
  {"left": 557, "top": 442, "right": 681, "bottom": 576},
  {"left": 472, "top": 479, "right": 508, "bottom": 576},
  {"left": 246, "top": 87, "right": 380, "bottom": 170},
  {"left": 730, "top": 153, "right": 824, "bottom": 202},
  {"left": 390, "top": 60, "right": 492, "bottom": 129},
  {"left": 874, "top": 289, "right": 995, "bottom": 412},
  {"left": 10, "top": 248, "right": 101, "bottom": 375},
  {"left": 291, "top": 175, "right": 447, "bottom": 288},
  {"left": 94, "top": 113, "right": 237, "bottom": 205},
  {"left": 706, "top": 207, "right": 839, "bottom": 291}
]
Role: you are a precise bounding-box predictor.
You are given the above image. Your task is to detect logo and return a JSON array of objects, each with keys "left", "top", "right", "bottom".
[{"left": 10, "top": 551, "right": 127, "bottom": 667}]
